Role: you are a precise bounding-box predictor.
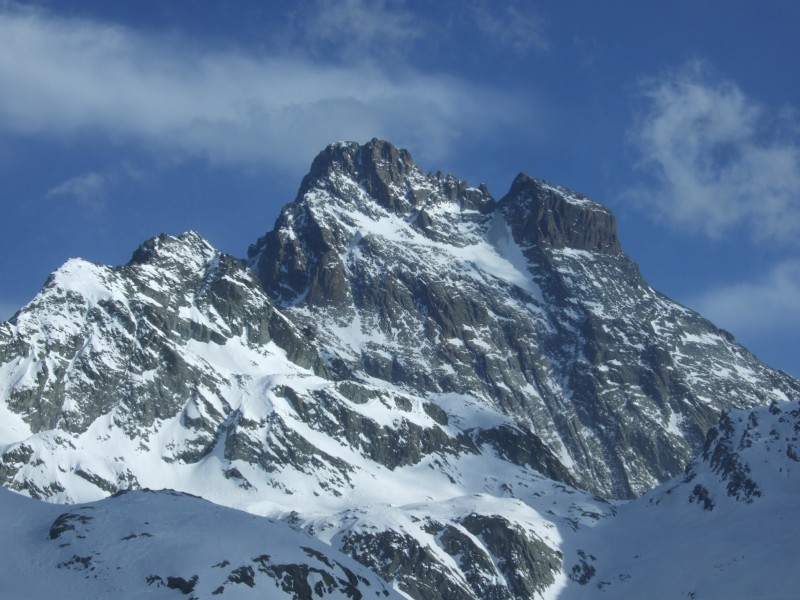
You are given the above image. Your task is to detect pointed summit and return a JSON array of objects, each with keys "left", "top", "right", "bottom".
[
  {"left": 301, "top": 139, "right": 415, "bottom": 211},
  {"left": 247, "top": 139, "right": 495, "bottom": 306},
  {"left": 297, "top": 138, "right": 494, "bottom": 214}
]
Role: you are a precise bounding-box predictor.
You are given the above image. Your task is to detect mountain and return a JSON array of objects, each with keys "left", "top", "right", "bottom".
[
  {"left": 558, "top": 399, "right": 800, "bottom": 599},
  {"left": 0, "top": 229, "right": 614, "bottom": 599},
  {"left": 247, "top": 139, "right": 798, "bottom": 498},
  {"left": 0, "top": 139, "right": 798, "bottom": 599},
  {"left": 0, "top": 486, "right": 403, "bottom": 599}
]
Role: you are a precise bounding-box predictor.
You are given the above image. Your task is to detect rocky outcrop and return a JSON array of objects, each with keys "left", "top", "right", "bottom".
[
  {"left": 312, "top": 495, "right": 577, "bottom": 600},
  {"left": 676, "top": 399, "right": 800, "bottom": 507},
  {"left": 557, "top": 400, "right": 800, "bottom": 599},
  {"left": 500, "top": 173, "right": 620, "bottom": 254}
]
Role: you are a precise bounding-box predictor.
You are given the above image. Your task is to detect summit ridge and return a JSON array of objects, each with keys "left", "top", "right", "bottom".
[{"left": 248, "top": 139, "right": 798, "bottom": 498}]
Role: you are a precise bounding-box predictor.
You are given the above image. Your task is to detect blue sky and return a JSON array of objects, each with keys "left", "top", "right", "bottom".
[{"left": 1, "top": 0, "right": 798, "bottom": 378}]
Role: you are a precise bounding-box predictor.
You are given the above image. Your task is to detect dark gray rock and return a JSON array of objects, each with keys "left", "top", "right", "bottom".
[
  {"left": 500, "top": 173, "right": 620, "bottom": 254},
  {"left": 459, "top": 513, "right": 562, "bottom": 597},
  {"left": 247, "top": 139, "right": 800, "bottom": 499},
  {"left": 341, "top": 528, "right": 476, "bottom": 600},
  {"left": 337, "top": 511, "right": 562, "bottom": 600}
]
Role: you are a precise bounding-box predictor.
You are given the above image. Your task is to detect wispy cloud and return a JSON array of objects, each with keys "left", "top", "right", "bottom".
[
  {"left": 627, "top": 61, "right": 800, "bottom": 244},
  {"left": 292, "top": 0, "right": 422, "bottom": 63},
  {"left": 47, "top": 171, "right": 113, "bottom": 212},
  {"left": 468, "top": 1, "right": 548, "bottom": 54},
  {"left": 0, "top": 5, "right": 526, "bottom": 171},
  {"left": 45, "top": 162, "right": 144, "bottom": 212},
  {"left": 690, "top": 260, "right": 800, "bottom": 338}
]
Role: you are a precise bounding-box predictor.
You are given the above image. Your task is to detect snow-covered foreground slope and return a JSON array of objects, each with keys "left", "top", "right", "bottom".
[
  {"left": 0, "top": 486, "right": 403, "bottom": 600},
  {"left": 558, "top": 400, "right": 800, "bottom": 599},
  {"left": 3, "top": 401, "right": 796, "bottom": 600}
]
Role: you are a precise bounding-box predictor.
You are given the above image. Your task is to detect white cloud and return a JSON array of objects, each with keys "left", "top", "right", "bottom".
[
  {"left": 45, "top": 162, "right": 143, "bottom": 211},
  {"left": 627, "top": 61, "right": 800, "bottom": 244},
  {"left": 294, "top": 0, "right": 422, "bottom": 62},
  {"left": 690, "top": 260, "right": 800, "bottom": 338},
  {"left": 0, "top": 5, "right": 526, "bottom": 171},
  {"left": 468, "top": 1, "right": 548, "bottom": 54},
  {"left": 47, "top": 171, "right": 112, "bottom": 211},
  {"left": 293, "top": 0, "right": 548, "bottom": 61}
]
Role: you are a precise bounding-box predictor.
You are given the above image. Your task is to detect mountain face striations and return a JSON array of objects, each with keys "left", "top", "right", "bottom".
[
  {"left": 247, "top": 139, "right": 798, "bottom": 498},
  {"left": 0, "top": 139, "right": 798, "bottom": 599}
]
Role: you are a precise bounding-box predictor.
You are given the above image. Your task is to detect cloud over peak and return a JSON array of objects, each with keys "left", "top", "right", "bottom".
[
  {"left": 627, "top": 61, "right": 800, "bottom": 245},
  {"left": 0, "top": 5, "right": 526, "bottom": 171}
]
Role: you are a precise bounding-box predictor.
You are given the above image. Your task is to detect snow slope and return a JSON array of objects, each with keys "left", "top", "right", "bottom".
[
  {"left": 0, "top": 486, "right": 402, "bottom": 600},
  {"left": 558, "top": 400, "right": 800, "bottom": 599}
]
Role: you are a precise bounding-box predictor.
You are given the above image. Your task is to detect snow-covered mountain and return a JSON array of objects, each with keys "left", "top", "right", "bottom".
[
  {"left": 247, "top": 139, "right": 798, "bottom": 498},
  {"left": 558, "top": 399, "right": 800, "bottom": 599},
  {"left": 0, "top": 486, "right": 403, "bottom": 599},
  {"left": 0, "top": 139, "right": 798, "bottom": 599}
]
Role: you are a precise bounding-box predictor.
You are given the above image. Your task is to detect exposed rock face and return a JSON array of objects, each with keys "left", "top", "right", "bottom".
[
  {"left": 248, "top": 138, "right": 800, "bottom": 498},
  {"left": 249, "top": 139, "right": 494, "bottom": 309},
  {"left": 0, "top": 232, "right": 323, "bottom": 435},
  {"left": 501, "top": 173, "right": 620, "bottom": 254},
  {"left": 303, "top": 492, "right": 587, "bottom": 600},
  {"left": 675, "top": 399, "right": 800, "bottom": 508},
  {"left": 339, "top": 513, "right": 561, "bottom": 600}
]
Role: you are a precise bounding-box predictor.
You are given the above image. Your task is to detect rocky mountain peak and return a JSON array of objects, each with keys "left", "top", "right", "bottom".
[
  {"left": 299, "top": 138, "right": 417, "bottom": 213},
  {"left": 244, "top": 140, "right": 800, "bottom": 500},
  {"left": 501, "top": 173, "right": 621, "bottom": 254},
  {"left": 247, "top": 139, "right": 496, "bottom": 307},
  {"left": 298, "top": 138, "right": 494, "bottom": 215},
  {"left": 129, "top": 230, "right": 216, "bottom": 267}
]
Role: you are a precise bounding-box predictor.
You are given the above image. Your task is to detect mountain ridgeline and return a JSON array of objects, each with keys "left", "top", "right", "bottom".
[
  {"left": 0, "top": 139, "right": 798, "bottom": 600},
  {"left": 247, "top": 139, "right": 798, "bottom": 498}
]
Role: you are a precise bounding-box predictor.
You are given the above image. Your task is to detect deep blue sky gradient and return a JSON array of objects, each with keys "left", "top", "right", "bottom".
[{"left": 1, "top": 1, "right": 798, "bottom": 377}]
